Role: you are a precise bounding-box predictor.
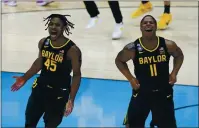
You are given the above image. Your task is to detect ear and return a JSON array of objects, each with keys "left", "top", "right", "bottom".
[
  {"left": 61, "top": 25, "right": 66, "bottom": 33},
  {"left": 140, "top": 25, "right": 142, "bottom": 31},
  {"left": 140, "top": 22, "right": 143, "bottom": 31}
]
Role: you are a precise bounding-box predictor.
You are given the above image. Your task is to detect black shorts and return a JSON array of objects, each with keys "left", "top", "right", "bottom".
[
  {"left": 125, "top": 89, "right": 177, "bottom": 128},
  {"left": 123, "top": 111, "right": 157, "bottom": 128},
  {"left": 25, "top": 79, "right": 70, "bottom": 127}
]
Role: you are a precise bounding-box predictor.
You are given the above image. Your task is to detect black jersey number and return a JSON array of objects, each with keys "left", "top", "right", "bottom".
[
  {"left": 150, "top": 64, "right": 157, "bottom": 77},
  {"left": 44, "top": 58, "right": 57, "bottom": 72}
]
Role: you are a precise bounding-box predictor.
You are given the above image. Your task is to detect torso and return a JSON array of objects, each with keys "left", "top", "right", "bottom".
[
  {"left": 133, "top": 36, "right": 171, "bottom": 90},
  {"left": 37, "top": 36, "right": 74, "bottom": 89}
]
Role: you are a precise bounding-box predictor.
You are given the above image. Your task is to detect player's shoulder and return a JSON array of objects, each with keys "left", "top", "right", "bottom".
[
  {"left": 164, "top": 38, "right": 175, "bottom": 45},
  {"left": 67, "top": 45, "right": 81, "bottom": 60},
  {"left": 66, "top": 38, "right": 77, "bottom": 48},
  {"left": 69, "top": 45, "right": 81, "bottom": 54},
  {"left": 67, "top": 39, "right": 81, "bottom": 55},
  {"left": 163, "top": 38, "right": 177, "bottom": 48},
  {"left": 39, "top": 37, "right": 47, "bottom": 43},
  {"left": 161, "top": 37, "right": 180, "bottom": 53},
  {"left": 38, "top": 37, "right": 49, "bottom": 49},
  {"left": 124, "top": 42, "right": 135, "bottom": 50},
  {"left": 124, "top": 38, "right": 139, "bottom": 51}
]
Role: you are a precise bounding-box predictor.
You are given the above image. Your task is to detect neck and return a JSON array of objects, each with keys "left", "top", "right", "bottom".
[
  {"left": 141, "top": 35, "right": 157, "bottom": 41},
  {"left": 52, "top": 35, "right": 66, "bottom": 42}
]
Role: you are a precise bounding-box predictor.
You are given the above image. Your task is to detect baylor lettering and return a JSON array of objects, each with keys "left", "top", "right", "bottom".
[
  {"left": 42, "top": 50, "right": 63, "bottom": 63},
  {"left": 42, "top": 50, "right": 64, "bottom": 72},
  {"left": 139, "top": 55, "right": 167, "bottom": 64}
]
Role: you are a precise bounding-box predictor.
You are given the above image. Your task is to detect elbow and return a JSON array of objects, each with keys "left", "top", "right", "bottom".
[{"left": 115, "top": 58, "right": 126, "bottom": 69}]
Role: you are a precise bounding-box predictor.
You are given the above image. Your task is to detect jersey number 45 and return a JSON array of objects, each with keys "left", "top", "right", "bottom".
[{"left": 44, "top": 58, "right": 57, "bottom": 72}]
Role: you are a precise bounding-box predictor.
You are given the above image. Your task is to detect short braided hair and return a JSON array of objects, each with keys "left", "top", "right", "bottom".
[{"left": 43, "top": 14, "right": 74, "bottom": 35}]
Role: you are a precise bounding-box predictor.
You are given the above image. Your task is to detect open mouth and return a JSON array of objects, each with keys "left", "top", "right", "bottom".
[
  {"left": 50, "top": 31, "right": 57, "bottom": 38},
  {"left": 145, "top": 29, "right": 153, "bottom": 32}
]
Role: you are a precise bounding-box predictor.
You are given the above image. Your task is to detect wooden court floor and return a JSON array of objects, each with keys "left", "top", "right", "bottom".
[{"left": 1, "top": 1, "right": 198, "bottom": 86}]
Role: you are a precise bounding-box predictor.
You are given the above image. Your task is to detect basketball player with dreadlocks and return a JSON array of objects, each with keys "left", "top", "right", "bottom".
[{"left": 11, "top": 14, "right": 82, "bottom": 127}]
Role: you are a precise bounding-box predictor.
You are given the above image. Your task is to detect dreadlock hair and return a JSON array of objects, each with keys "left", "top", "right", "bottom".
[
  {"left": 140, "top": 15, "right": 157, "bottom": 25},
  {"left": 43, "top": 14, "right": 75, "bottom": 36}
]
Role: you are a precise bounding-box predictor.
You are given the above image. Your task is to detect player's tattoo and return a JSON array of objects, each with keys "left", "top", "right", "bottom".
[{"left": 124, "top": 42, "right": 135, "bottom": 51}]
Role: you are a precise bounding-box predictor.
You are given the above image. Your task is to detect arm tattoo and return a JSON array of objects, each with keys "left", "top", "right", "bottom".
[{"left": 124, "top": 42, "right": 135, "bottom": 51}]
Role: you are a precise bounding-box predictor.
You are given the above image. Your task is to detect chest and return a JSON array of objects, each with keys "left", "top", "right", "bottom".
[
  {"left": 135, "top": 44, "right": 169, "bottom": 65},
  {"left": 41, "top": 46, "right": 66, "bottom": 64}
]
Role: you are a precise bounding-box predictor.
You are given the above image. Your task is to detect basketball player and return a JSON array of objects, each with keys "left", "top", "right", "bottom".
[
  {"left": 11, "top": 14, "right": 82, "bottom": 127},
  {"left": 131, "top": 1, "right": 172, "bottom": 30},
  {"left": 83, "top": 1, "right": 123, "bottom": 40},
  {"left": 115, "top": 15, "right": 184, "bottom": 128}
]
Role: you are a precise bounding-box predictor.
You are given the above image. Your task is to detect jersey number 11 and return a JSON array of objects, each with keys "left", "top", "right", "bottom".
[{"left": 150, "top": 64, "right": 157, "bottom": 77}]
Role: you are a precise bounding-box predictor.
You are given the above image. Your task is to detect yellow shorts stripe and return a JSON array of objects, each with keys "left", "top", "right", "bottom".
[{"left": 123, "top": 113, "right": 128, "bottom": 125}]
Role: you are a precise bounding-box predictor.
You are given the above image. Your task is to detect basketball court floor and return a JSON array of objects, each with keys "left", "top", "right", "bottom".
[{"left": 1, "top": 1, "right": 199, "bottom": 127}]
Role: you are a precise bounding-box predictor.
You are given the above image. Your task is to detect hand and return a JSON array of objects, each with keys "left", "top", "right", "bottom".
[
  {"left": 11, "top": 76, "right": 26, "bottom": 92},
  {"left": 64, "top": 99, "right": 74, "bottom": 117},
  {"left": 169, "top": 73, "right": 177, "bottom": 85},
  {"left": 129, "top": 78, "right": 140, "bottom": 91}
]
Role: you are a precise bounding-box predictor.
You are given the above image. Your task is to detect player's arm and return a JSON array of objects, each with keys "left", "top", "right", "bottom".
[
  {"left": 67, "top": 45, "right": 82, "bottom": 103},
  {"left": 166, "top": 39, "right": 184, "bottom": 76},
  {"left": 115, "top": 42, "right": 136, "bottom": 81},
  {"left": 21, "top": 38, "right": 45, "bottom": 81}
]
